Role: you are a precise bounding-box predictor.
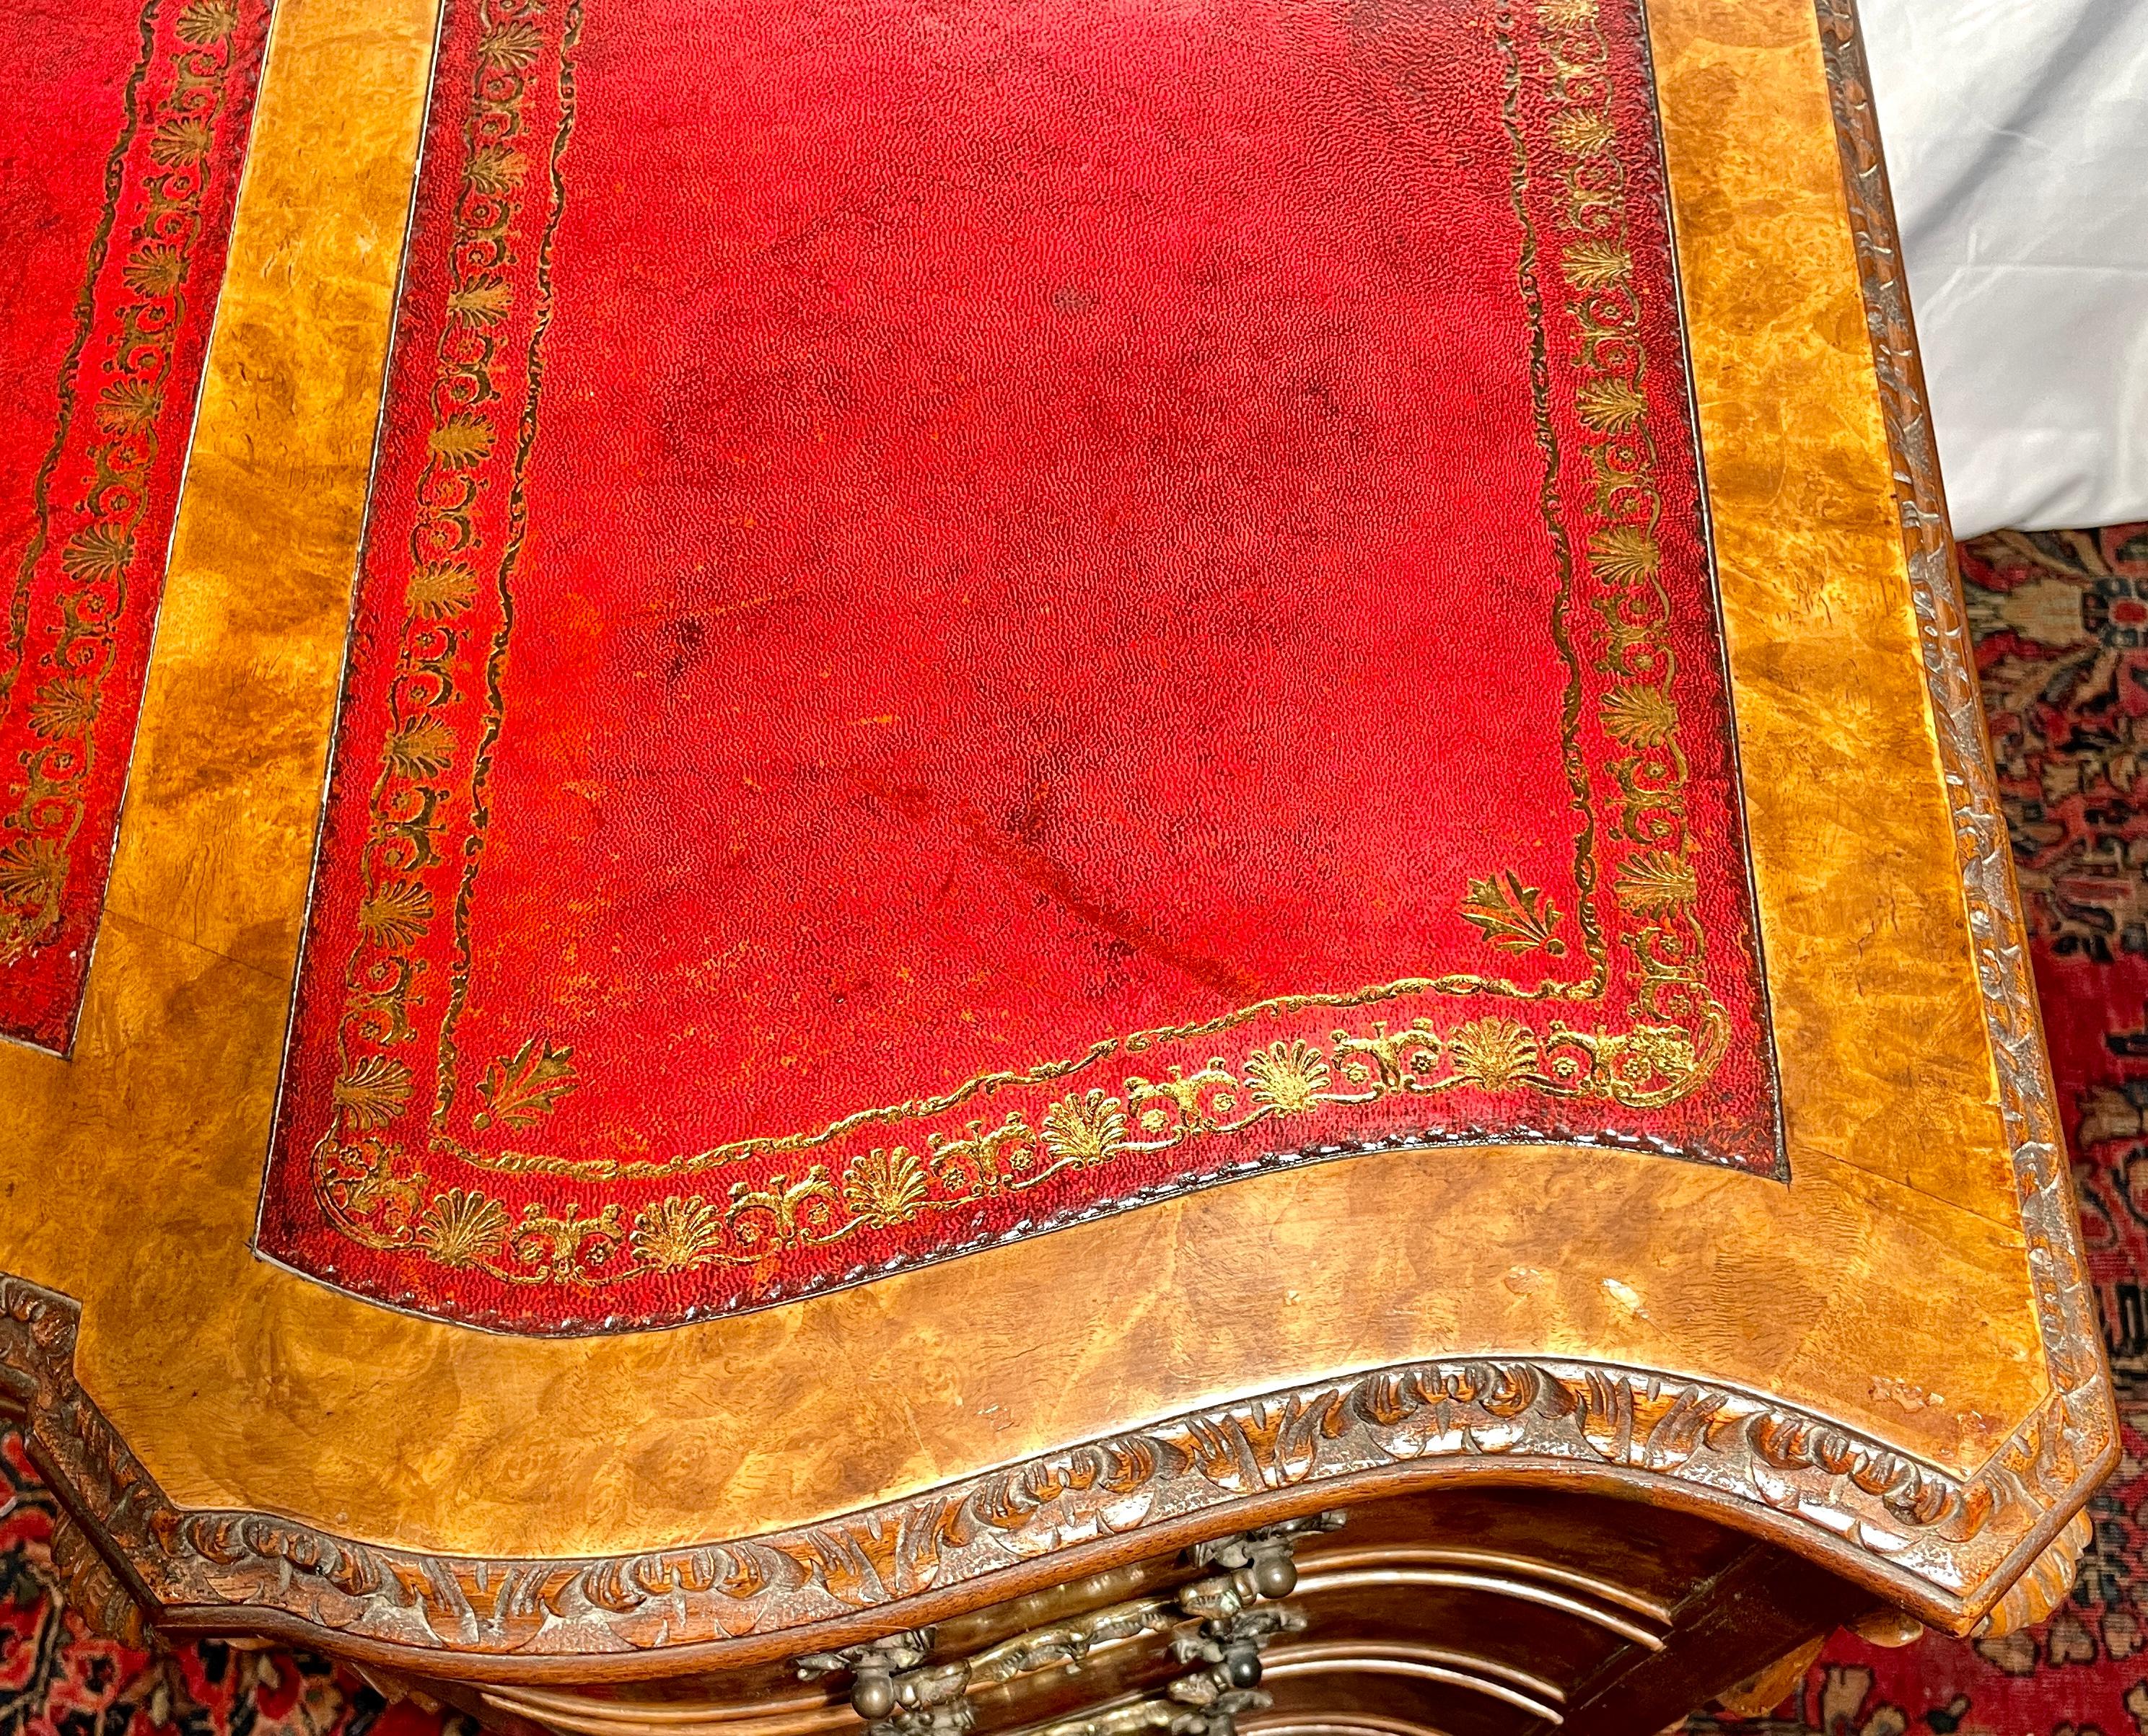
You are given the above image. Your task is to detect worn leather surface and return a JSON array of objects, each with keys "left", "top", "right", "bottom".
[
  {"left": 258, "top": 0, "right": 1781, "bottom": 1333},
  {"left": 0, "top": 0, "right": 271, "bottom": 1051}
]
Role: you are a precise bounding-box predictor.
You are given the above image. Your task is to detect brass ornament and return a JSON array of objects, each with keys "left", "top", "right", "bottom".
[{"left": 793, "top": 1518, "right": 1336, "bottom": 1736}]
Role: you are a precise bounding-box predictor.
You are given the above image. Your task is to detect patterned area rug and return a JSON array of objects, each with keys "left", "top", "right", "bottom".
[{"left": 3, "top": 524, "right": 2146, "bottom": 1730}]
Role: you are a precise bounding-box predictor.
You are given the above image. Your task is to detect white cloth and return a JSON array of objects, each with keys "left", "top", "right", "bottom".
[{"left": 1859, "top": 0, "right": 2148, "bottom": 537}]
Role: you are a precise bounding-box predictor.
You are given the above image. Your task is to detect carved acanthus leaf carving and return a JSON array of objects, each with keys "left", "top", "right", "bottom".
[
  {"left": 0, "top": 1270, "right": 2110, "bottom": 1654},
  {"left": 48, "top": 1510, "right": 154, "bottom": 1649}
]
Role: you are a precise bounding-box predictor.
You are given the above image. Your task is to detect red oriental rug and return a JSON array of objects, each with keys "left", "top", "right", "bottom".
[
  {"left": 4, "top": 523, "right": 2146, "bottom": 1735},
  {"left": 0, "top": 0, "right": 271, "bottom": 1053},
  {"left": 255, "top": 0, "right": 1779, "bottom": 1336}
]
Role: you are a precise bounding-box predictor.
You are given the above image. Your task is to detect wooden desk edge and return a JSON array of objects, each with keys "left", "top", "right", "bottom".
[{"left": 0, "top": 1263, "right": 2120, "bottom": 1676}]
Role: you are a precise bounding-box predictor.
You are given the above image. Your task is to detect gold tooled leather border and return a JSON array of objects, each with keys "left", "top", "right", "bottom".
[
  {"left": 286, "top": 0, "right": 1763, "bottom": 1315},
  {"left": 0, "top": 0, "right": 265, "bottom": 1048}
]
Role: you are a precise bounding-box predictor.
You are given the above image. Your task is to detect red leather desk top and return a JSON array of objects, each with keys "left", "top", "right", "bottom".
[
  {"left": 255, "top": 0, "right": 1782, "bottom": 1334},
  {"left": 0, "top": 0, "right": 268, "bottom": 1051}
]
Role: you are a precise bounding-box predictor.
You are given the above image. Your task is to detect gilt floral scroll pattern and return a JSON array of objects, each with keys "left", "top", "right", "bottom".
[
  {"left": 321, "top": 0, "right": 562, "bottom": 1149},
  {"left": 0, "top": 0, "right": 258, "bottom": 977},
  {"left": 1529, "top": 0, "right": 1726, "bottom": 1067},
  {"left": 315, "top": 1006, "right": 1724, "bottom": 1290}
]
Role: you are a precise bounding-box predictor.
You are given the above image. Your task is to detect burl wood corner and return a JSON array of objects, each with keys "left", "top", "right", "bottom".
[{"left": 0, "top": 0, "right": 2114, "bottom": 1729}]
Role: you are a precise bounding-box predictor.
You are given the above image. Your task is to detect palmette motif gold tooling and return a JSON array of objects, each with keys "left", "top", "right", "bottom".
[{"left": 319, "top": 1009, "right": 1723, "bottom": 1288}]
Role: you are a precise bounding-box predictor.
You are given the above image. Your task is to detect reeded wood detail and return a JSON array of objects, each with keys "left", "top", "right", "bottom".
[
  {"left": 1294, "top": 1561, "right": 1662, "bottom": 1650},
  {"left": 1294, "top": 1545, "right": 1670, "bottom": 1623}
]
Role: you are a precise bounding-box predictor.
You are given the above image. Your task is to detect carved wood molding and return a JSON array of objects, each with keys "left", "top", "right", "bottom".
[
  {"left": 0, "top": 1270, "right": 2109, "bottom": 1662},
  {"left": 1972, "top": 1509, "right": 2095, "bottom": 1639},
  {"left": 46, "top": 1508, "right": 156, "bottom": 1650},
  {"left": 1812, "top": 0, "right": 2116, "bottom": 1600},
  {"left": 0, "top": 0, "right": 2116, "bottom": 1671}
]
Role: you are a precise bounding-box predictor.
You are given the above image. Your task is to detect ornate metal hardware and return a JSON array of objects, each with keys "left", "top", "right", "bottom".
[
  {"left": 968, "top": 1597, "right": 1188, "bottom": 1687},
  {"left": 1176, "top": 1510, "right": 1340, "bottom": 1689},
  {"left": 795, "top": 1513, "right": 1343, "bottom": 1736},
  {"left": 1171, "top": 1599, "right": 1305, "bottom": 1693},
  {"left": 796, "top": 1631, "right": 939, "bottom": 1724}
]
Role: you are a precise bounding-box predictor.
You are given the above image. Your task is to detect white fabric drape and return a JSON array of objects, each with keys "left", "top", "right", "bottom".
[{"left": 1859, "top": 0, "right": 2148, "bottom": 537}]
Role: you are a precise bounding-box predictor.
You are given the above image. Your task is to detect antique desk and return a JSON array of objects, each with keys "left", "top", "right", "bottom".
[{"left": 0, "top": 0, "right": 2117, "bottom": 1727}]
